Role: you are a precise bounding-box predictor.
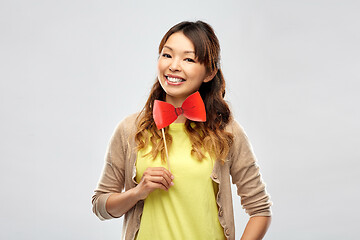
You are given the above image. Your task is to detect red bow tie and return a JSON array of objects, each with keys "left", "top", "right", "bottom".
[{"left": 153, "top": 91, "right": 206, "bottom": 129}]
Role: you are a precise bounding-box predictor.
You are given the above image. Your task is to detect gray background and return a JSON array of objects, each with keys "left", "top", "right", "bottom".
[{"left": 1, "top": 0, "right": 359, "bottom": 239}]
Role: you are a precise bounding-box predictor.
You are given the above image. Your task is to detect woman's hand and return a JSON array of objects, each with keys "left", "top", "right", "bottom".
[
  {"left": 105, "top": 167, "right": 174, "bottom": 218},
  {"left": 135, "top": 167, "right": 174, "bottom": 200}
]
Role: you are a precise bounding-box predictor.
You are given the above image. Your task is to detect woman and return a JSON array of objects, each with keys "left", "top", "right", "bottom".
[{"left": 92, "top": 20, "right": 272, "bottom": 240}]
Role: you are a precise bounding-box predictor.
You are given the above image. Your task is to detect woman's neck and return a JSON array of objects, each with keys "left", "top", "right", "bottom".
[
  {"left": 165, "top": 95, "right": 186, "bottom": 108},
  {"left": 173, "top": 115, "right": 186, "bottom": 123}
]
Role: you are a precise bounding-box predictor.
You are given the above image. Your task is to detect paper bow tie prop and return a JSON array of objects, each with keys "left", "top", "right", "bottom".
[
  {"left": 152, "top": 91, "right": 206, "bottom": 171},
  {"left": 153, "top": 91, "right": 206, "bottom": 130}
]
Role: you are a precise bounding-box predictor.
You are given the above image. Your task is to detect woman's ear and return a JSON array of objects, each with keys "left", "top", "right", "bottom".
[{"left": 203, "top": 69, "right": 218, "bottom": 83}]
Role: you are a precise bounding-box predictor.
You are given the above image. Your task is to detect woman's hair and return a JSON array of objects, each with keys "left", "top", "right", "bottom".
[{"left": 135, "top": 20, "right": 234, "bottom": 164}]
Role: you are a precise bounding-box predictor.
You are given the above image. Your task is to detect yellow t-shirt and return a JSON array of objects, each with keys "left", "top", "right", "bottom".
[{"left": 135, "top": 123, "right": 225, "bottom": 240}]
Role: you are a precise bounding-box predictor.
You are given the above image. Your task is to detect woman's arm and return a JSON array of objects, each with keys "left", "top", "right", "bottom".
[
  {"left": 240, "top": 216, "right": 272, "bottom": 240},
  {"left": 105, "top": 188, "right": 141, "bottom": 218},
  {"left": 228, "top": 121, "right": 272, "bottom": 239}
]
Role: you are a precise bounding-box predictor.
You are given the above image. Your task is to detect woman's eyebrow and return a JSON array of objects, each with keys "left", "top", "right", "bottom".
[{"left": 164, "top": 46, "right": 195, "bottom": 54}]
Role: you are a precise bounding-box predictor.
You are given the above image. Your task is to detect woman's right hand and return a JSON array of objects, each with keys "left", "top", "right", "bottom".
[{"left": 135, "top": 167, "right": 174, "bottom": 200}]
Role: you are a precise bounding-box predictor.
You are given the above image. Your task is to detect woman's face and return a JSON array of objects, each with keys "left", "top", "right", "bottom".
[{"left": 157, "top": 32, "right": 212, "bottom": 106}]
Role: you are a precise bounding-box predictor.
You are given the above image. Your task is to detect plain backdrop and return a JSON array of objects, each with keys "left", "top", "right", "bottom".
[{"left": 1, "top": 0, "right": 359, "bottom": 239}]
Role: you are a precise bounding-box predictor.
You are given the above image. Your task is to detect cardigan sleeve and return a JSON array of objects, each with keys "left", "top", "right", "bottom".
[
  {"left": 229, "top": 120, "right": 272, "bottom": 217},
  {"left": 92, "top": 119, "right": 128, "bottom": 220}
]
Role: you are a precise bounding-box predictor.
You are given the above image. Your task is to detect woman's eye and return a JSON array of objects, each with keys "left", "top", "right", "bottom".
[
  {"left": 162, "top": 53, "right": 171, "bottom": 58},
  {"left": 185, "top": 58, "right": 195, "bottom": 62}
]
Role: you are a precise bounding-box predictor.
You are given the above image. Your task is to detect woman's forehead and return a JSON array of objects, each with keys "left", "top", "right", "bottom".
[{"left": 162, "top": 32, "right": 195, "bottom": 53}]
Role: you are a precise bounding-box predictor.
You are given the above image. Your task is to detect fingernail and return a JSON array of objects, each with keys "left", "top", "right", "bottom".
[
  {"left": 171, "top": 175, "right": 174, "bottom": 179},
  {"left": 171, "top": 182, "right": 174, "bottom": 186}
]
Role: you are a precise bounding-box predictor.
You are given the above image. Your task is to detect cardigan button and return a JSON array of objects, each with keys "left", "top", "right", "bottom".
[
  {"left": 212, "top": 173, "right": 218, "bottom": 179},
  {"left": 225, "top": 228, "right": 230, "bottom": 236},
  {"left": 219, "top": 209, "right": 223, "bottom": 217}
]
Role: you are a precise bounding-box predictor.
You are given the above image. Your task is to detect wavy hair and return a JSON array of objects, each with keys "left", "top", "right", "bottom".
[{"left": 135, "top": 21, "right": 234, "bottom": 164}]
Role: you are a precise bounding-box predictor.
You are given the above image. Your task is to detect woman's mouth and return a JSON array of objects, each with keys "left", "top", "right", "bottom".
[{"left": 165, "top": 75, "right": 185, "bottom": 85}]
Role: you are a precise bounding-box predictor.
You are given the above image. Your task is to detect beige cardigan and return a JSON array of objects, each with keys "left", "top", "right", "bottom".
[{"left": 92, "top": 113, "right": 272, "bottom": 240}]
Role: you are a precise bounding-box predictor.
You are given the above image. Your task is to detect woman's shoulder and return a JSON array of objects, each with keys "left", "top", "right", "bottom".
[{"left": 225, "top": 117, "right": 246, "bottom": 136}]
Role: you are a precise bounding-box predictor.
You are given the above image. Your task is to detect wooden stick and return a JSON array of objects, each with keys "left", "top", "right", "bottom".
[{"left": 161, "top": 128, "right": 170, "bottom": 171}]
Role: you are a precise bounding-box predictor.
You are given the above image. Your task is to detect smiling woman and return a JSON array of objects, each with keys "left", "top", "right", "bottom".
[
  {"left": 92, "top": 20, "right": 272, "bottom": 240},
  {"left": 157, "top": 32, "right": 215, "bottom": 108}
]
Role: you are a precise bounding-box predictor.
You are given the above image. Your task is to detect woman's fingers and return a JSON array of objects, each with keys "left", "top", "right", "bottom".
[
  {"left": 147, "top": 176, "right": 173, "bottom": 189},
  {"left": 144, "top": 168, "right": 173, "bottom": 185},
  {"left": 146, "top": 180, "right": 168, "bottom": 192},
  {"left": 149, "top": 171, "right": 173, "bottom": 187},
  {"left": 136, "top": 167, "right": 175, "bottom": 200},
  {"left": 148, "top": 167, "right": 173, "bottom": 179},
  {"left": 142, "top": 167, "right": 174, "bottom": 190}
]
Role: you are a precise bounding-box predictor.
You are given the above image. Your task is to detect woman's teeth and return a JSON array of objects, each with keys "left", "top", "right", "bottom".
[{"left": 166, "top": 76, "right": 184, "bottom": 83}]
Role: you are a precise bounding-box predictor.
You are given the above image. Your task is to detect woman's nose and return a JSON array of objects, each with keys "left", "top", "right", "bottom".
[{"left": 169, "top": 58, "right": 181, "bottom": 72}]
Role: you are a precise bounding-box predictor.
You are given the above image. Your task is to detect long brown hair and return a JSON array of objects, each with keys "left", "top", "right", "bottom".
[{"left": 135, "top": 21, "right": 234, "bottom": 164}]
